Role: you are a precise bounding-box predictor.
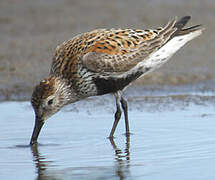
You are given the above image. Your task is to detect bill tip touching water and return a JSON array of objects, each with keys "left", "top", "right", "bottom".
[{"left": 30, "top": 16, "right": 204, "bottom": 145}]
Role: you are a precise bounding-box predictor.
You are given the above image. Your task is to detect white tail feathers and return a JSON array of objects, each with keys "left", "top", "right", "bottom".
[{"left": 142, "top": 28, "right": 204, "bottom": 70}]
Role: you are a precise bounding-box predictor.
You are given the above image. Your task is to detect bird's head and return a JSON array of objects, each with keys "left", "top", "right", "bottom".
[{"left": 30, "top": 75, "right": 75, "bottom": 145}]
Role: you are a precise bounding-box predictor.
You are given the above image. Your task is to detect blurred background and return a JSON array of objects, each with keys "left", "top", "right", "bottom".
[
  {"left": 0, "top": 0, "right": 214, "bottom": 100},
  {"left": 1, "top": 1, "right": 215, "bottom": 179}
]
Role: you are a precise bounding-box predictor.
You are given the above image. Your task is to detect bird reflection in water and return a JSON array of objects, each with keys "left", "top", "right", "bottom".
[
  {"left": 31, "top": 144, "right": 53, "bottom": 180},
  {"left": 109, "top": 136, "right": 131, "bottom": 179},
  {"left": 31, "top": 136, "right": 131, "bottom": 180}
]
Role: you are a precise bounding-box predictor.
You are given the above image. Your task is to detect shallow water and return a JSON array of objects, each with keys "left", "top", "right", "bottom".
[{"left": 1, "top": 92, "right": 215, "bottom": 180}]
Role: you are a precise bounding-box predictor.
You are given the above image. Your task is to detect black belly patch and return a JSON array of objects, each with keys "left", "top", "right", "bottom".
[{"left": 94, "top": 68, "right": 150, "bottom": 95}]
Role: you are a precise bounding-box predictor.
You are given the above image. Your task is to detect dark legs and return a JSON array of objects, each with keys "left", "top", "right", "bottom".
[
  {"left": 109, "top": 92, "right": 122, "bottom": 138},
  {"left": 121, "top": 97, "right": 130, "bottom": 136},
  {"left": 109, "top": 91, "right": 130, "bottom": 138}
]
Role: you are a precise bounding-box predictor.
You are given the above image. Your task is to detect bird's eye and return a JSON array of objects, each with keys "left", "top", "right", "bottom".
[{"left": 48, "top": 99, "right": 53, "bottom": 105}]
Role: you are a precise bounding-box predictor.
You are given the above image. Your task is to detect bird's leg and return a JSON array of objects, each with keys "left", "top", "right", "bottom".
[
  {"left": 120, "top": 97, "right": 130, "bottom": 136},
  {"left": 109, "top": 92, "right": 122, "bottom": 138}
]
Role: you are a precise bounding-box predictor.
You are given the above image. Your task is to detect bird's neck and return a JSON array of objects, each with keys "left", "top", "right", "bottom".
[{"left": 55, "top": 77, "right": 80, "bottom": 105}]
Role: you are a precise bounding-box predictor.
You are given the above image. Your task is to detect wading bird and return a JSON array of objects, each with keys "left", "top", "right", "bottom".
[{"left": 30, "top": 16, "right": 203, "bottom": 145}]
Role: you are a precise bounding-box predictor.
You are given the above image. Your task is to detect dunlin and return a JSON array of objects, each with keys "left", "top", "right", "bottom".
[{"left": 30, "top": 16, "right": 203, "bottom": 145}]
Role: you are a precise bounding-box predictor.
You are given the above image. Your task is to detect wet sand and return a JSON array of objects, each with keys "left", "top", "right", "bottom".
[
  {"left": 0, "top": 0, "right": 215, "bottom": 100},
  {"left": 1, "top": 91, "right": 215, "bottom": 179}
]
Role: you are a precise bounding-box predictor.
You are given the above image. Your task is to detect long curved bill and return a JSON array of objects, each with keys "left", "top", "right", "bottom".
[{"left": 30, "top": 117, "right": 44, "bottom": 145}]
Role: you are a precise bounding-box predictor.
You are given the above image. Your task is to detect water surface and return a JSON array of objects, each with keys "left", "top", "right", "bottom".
[{"left": 1, "top": 92, "right": 215, "bottom": 179}]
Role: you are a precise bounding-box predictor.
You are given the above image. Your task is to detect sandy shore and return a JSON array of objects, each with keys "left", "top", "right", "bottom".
[{"left": 0, "top": 0, "right": 214, "bottom": 100}]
